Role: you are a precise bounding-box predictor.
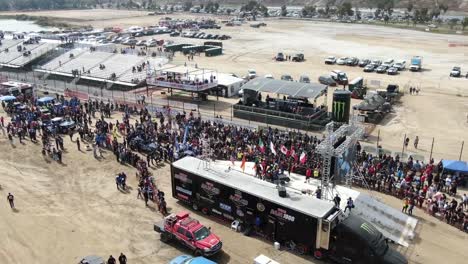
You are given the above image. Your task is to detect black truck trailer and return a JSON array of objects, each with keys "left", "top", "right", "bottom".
[{"left": 171, "top": 157, "right": 407, "bottom": 264}]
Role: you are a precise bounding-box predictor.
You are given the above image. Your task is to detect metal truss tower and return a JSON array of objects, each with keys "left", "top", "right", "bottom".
[{"left": 315, "top": 119, "right": 364, "bottom": 201}]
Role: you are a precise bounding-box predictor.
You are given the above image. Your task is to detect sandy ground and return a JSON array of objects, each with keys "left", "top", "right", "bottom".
[{"left": 0, "top": 109, "right": 467, "bottom": 264}]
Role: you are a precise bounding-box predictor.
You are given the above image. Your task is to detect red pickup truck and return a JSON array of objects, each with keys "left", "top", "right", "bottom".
[{"left": 154, "top": 211, "right": 223, "bottom": 257}]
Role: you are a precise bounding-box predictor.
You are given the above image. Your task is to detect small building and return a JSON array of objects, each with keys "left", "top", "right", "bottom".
[{"left": 216, "top": 73, "right": 245, "bottom": 97}]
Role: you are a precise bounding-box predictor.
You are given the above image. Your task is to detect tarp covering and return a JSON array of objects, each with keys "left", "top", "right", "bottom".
[
  {"left": 242, "top": 78, "right": 327, "bottom": 99},
  {"left": 442, "top": 160, "right": 468, "bottom": 173},
  {"left": 353, "top": 93, "right": 386, "bottom": 111},
  {"left": 0, "top": 95, "right": 16, "bottom": 101},
  {"left": 37, "top": 96, "right": 55, "bottom": 103}
]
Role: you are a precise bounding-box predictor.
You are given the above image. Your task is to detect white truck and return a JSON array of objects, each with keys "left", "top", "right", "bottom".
[{"left": 409, "top": 56, "right": 422, "bottom": 72}]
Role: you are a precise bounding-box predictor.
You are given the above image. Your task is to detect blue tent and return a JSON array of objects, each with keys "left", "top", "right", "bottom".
[
  {"left": 442, "top": 160, "right": 468, "bottom": 173},
  {"left": 37, "top": 96, "right": 55, "bottom": 103},
  {"left": 0, "top": 95, "right": 16, "bottom": 101}
]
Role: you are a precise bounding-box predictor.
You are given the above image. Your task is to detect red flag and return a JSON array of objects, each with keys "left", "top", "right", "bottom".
[
  {"left": 300, "top": 152, "right": 307, "bottom": 164},
  {"left": 280, "top": 145, "right": 288, "bottom": 155},
  {"left": 240, "top": 155, "right": 246, "bottom": 172}
]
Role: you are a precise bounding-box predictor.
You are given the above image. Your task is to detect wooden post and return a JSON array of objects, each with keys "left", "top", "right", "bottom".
[
  {"left": 429, "top": 137, "right": 434, "bottom": 161},
  {"left": 460, "top": 141, "right": 465, "bottom": 161}
]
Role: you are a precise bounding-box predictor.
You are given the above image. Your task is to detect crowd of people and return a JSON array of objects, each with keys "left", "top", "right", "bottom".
[
  {"left": 355, "top": 150, "right": 468, "bottom": 232},
  {"left": 2, "top": 93, "right": 467, "bottom": 236}
]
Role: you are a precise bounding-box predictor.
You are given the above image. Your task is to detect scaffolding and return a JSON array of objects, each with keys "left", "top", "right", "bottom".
[{"left": 315, "top": 119, "right": 365, "bottom": 201}]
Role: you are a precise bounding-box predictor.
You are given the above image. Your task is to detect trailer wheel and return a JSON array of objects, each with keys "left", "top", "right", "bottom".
[
  {"left": 313, "top": 249, "right": 324, "bottom": 260},
  {"left": 192, "top": 203, "right": 199, "bottom": 211}
]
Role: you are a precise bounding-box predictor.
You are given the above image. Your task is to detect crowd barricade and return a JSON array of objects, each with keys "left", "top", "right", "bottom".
[{"left": 203, "top": 116, "right": 258, "bottom": 130}]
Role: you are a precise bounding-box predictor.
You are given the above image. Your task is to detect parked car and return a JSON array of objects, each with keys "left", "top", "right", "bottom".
[
  {"left": 358, "top": 59, "right": 370, "bottom": 67},
  {"left": 382, "top": 59, "right": 394, "bottom": 67},
  {"left": 123, "top": 39, "right": 137, "bottom": 45},
  {"left": 264, "top": 74, "right": 274, "bottom": 79},
  {"left": 346, "top": 57, "right": 359, "bottom": 66},
  {"left": 275, "top": 52, "right": 285, "bottom": 61},
  {"left": 330, "top": 70, "right": 348, "bottom": 85},
  {"left": 170, "top": 31, "right": 180, "bottom": 37},
  {"left": 393, "top": 60, "right": 406, "bottom": 70},
  {"left": 387, "top": 67, "right": 398, "bottom": 75},
  {"left": 299, "top": 75, "right": 310, "bottom": 83},
  {"left": 281, "top": 74, "right": 293, "bottom": 81},
  {"left": 155, "top": 212, "right": 222, "bottom": 257},
  {"left": 363, "top": 64, "right": 376, "bottom": 72},
  {"left": 318, "top": 75, "right": 337, "bottom": 86},
  {"left": 247, "top": 69, "right": 257, "bottom": 79},
  {"left": 292, "top": 53, "right": 305, "bottom": 62},
  {"left": 369, "top": 59, "right": 382, "bottom": 67},
  {"left": 325, "top": 56, "right": 336, "bottom": 64},
  {"left": 376, "top": 65, "right": 388, "bottom": 73},
  {"left": 170, "top": 255, "right": 216, "bottom": 264},
  {"left": 450, "top": 66, "right": 461, "bottom": 77},
  {"left": 136, "top": 40, "right": 147, "bottom": 46},
  {"left": 146, "top": 40, "right": 158, "bottom": 47},
  {"left": 336, "top": 57, "right": 348, "bottom": 65}
]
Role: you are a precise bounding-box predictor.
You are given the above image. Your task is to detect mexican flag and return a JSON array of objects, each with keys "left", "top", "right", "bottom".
[{"left": 258, "top": 138, "right": 265, "bottom": 153}]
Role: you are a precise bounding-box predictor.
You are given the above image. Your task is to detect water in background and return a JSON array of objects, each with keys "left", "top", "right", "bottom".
[{"left": 0, "top": 19, "right": 57, "bottom": 32}]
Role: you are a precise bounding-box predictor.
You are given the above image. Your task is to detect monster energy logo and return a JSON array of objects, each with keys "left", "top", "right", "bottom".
[
  {"left": 333, "top": 101, "right": 346, "bottom": 120},
  {"left": 360, "top": 223, "right": 377, "bottom": 235}
]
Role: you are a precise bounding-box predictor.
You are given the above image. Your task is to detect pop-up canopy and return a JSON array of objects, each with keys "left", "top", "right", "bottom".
[{"left": 442, "top": 160, "right": 468, "bottom": 173}]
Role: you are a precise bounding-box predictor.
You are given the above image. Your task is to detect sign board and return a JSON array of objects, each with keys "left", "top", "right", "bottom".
[{"left": 147, "top": 80, "right": 217, "bottom": 91}]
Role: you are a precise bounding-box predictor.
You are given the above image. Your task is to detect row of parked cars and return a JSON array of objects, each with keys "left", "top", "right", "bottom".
[
  {"left": 117, "top": 37, "right": 163, "bottom": 47},
  {"left": 325, "top": 56, "right": 406, "bottom": 75},
  {"left": 246, "top": 71, "right": 343, "bottom": 86},
  {"left": 182, "top": 31, "right": 231, "bottom": 40}
]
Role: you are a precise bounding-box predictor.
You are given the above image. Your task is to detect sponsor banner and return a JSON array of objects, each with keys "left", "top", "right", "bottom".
[
  {"left": 64, "top": 90, "right": 89, "bottom": 100},
  {"left": 147, "top": 80, "right": 217, "bottom": 91},
  {"left": 176, "top": 186, "right": 192, "bottom": 196}
]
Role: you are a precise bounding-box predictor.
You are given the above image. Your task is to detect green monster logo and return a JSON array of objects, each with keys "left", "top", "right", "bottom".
[
  {"left": 360, "top": 223, "right": 377, "bottom": 235},
  {"left": 333, "top": 101, "right": 346, "bottom": 120}
]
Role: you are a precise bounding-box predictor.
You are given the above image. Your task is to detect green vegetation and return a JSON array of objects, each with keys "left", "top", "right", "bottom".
[{"left": 240, "top": 1, "right": 268, "bottom": 17}]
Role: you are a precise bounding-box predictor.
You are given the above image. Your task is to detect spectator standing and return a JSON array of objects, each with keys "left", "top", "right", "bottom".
[
  {"left": 414, "top": 136, "right": 419, "bottom": 149},
  {"left": 118, "top": 253, "right": 127, "bottom": 264},
  {"left": 107, "top": 255, "right": 116, "bottom": 264},
  {"left": 7, "top": 193, "right": 15, "bottom": 209}
]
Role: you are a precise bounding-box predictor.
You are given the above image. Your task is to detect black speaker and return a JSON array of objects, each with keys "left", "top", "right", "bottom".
[{"left": 278, "top": 186, "right": 286, "bottom": 198}]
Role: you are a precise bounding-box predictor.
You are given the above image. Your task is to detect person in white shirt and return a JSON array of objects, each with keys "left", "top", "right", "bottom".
[{"left": 463, "top": 194, "right": 468, "bottom": 210}]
